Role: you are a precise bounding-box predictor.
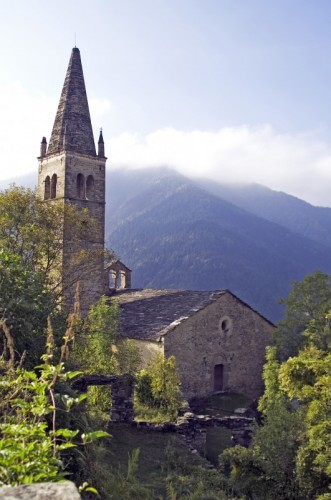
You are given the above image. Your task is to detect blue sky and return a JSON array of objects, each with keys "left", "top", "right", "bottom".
[{"left": 2, "top": 0, "right": 331, "bottom": 206}]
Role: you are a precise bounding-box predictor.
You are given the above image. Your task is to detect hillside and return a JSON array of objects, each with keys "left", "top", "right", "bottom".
[
  {"left": 106, "top": 169, "right": 331, "bottom": 321},
  {"left": 5, "top": 167, "right": 331, "bottom": 322},
  {"left": 198, "top": 179, "right": 331, "bottom": 249}
]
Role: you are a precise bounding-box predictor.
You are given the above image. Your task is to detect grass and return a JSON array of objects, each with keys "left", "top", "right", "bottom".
[
  {"left": 105, "top": 423, "right": 207, "bottom": 497},
  {"left": 81, "top": 393, "right": 253, "bottom": 497}
]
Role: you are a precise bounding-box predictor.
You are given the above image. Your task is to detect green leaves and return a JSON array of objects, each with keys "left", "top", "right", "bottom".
[{"left": 81, "top": 430, "right": 111, "bottom": 444}]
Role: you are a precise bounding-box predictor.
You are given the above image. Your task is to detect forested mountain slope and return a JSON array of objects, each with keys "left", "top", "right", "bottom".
[
  {"left": 6, "top": 167, "right": 331, "bottom": 321},
  {"left": 105, "top": 169, "right": 331, "bottom": 321}
]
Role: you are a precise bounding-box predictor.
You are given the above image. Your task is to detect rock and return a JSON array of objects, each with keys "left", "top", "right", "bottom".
[
  {"left": 234, "top": 407, "right": 248, "bottom": 415},
  {"left": 0, "top": 481, "right": 81, "bottom": 499}
]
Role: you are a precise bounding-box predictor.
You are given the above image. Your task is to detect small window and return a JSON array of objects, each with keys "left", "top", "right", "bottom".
[
  {"left": 77, "top": 173, "right": 85, "bottom": 198},
  {"left": 44, "top": 176, "right": 50, "bottom": 200},
  {"left": 219, "top": 316, "right": 232, "bottom": 335},
  {"left": 50, "top": 174, "right": 57, "bottom": 199},
  {"left": 86, "top": 175, "right": 95, "bottom": 199}
]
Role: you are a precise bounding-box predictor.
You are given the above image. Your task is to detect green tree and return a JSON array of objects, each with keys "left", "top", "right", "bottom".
[
  {"left": 0, "top": 185, "right": 102, "bottom": 302},
  {"left": 279, "top": 345, "right": 331, "bottom": 498},
  {"left": 135, "top": 353, "right": 181, "bottom": 420},
  {"left": 73, "top": 296, "right": 140, "bottom": 414},
  {"left": 275, "top": 271, "right": 331, "bottom": 360},
  {"left": 0, "top": 249, "right": 60, "bottom": 368}
]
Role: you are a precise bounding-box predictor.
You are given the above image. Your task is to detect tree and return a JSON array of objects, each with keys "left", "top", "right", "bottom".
[
  {"left": 72, "top": 296, "right": 141, "bottom": 414},
  {"left": 275, "top": 271, "right": 331, "bottom": 360},
  {"left": 279, "top": 345, "right": 331, "bottom": 498},
  {"left": 0, "top": 185, "right": 102, "bottom": 302},
  {"left": 135, "top": 353, "right": 181, "bottom": 420},
  {"left": 0, "top": 249, "right": 60, "bottom": 368}
]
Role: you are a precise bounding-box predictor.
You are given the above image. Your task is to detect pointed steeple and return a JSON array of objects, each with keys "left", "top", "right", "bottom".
[
  {"left": 98, "top": 128, "right": 105, "bottom": 157},
  {"left": 47, "top": 47, "right": 96, "bottom": 156}
]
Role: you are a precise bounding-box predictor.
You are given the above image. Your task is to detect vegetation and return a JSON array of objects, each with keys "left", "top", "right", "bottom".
[
  {"left": 219, "top": 271, "right": 331, "bottom": 500},
  {"left": 135, "top": 353, "right": 182, "bottom": 422},
  {"left": 2, "top": 184, "right": 331, "bottom": 499}
]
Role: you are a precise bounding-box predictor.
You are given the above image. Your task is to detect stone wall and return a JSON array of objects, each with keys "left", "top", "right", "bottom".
[
  {"left": 37, "top": 151, "right": 106, "bottom": 313},
  {"left": 163, "top": 293, "right": 274, "bottom": 400},
  {"left": 130, "top": 412, "right": 254, "bottom": 457},
  {"left": 72, "top": 373, "right": 135, "bottom": 423}
]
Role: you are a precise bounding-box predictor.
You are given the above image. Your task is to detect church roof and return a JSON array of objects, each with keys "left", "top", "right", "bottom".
[
  {"left": 47, "top": 47, "right": 96, "bottom": 156},
  {"left": 117, "top": 289, "right": 218, "bottom": 340},
  {"left": 115, "top": 289, "right": 274, "bottom": 341}
]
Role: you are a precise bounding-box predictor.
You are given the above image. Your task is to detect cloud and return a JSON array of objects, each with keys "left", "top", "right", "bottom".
[
  {"left": 0, "top": 84, "right": 113, "bottom": 183},
  {"left": 1, "top": 81, "right": 331, "bottom": 207},
  {"left": 0, "top": 82, "right": 57, "bottom": 181},
  {"left": 108, "top": 126, "right": 331, "bottom": 207}
]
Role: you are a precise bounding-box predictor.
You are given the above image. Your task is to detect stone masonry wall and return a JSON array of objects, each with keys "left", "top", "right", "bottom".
[
  {"left": 38, "top": 151, "right": 106, "bottom": 313},
  {"left": 163, "top": 293, "right": 274, "bottom": 400}
]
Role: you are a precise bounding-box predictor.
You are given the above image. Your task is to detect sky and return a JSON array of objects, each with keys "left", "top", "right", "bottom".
[{"left": 1, "top": 0, "right": 331, "bottom": 206}]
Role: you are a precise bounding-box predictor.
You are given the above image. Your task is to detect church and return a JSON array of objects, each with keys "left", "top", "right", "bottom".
[{"left": 38, "top": 48, "right": 274, "bottom": 401}]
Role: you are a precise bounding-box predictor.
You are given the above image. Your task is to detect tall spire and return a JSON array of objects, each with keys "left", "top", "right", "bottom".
[{"left": 47, "top": 47, "right": 96, "bottom": 156}]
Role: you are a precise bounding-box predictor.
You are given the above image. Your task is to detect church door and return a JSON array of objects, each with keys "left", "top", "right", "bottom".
[{"left": 213, "top": 364, "right": 224, "bottom": 392}]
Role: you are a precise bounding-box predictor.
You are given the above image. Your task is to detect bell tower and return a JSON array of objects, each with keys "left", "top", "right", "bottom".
[{"left": 38, "top": 47, "right": 106, "bottom": 312}]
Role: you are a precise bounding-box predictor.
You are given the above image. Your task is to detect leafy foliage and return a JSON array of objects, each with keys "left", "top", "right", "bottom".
[
  {"left": 135, "top": 353, "right": 181, "bottom": 421},
  {"left": 219, "top": 272, "right": 331, "bottom": 500},
  {"left": 0, "top": 358, "right": 111, "bottom": 487},
  {"left": 0, "top": 249, "right": 60, "bottom": 368},
  {"left": 275, "top": 271, "right": 331, "bottom": 360},
  {"left": 279, "top": 345, "right": 331, "bottom": 498}
]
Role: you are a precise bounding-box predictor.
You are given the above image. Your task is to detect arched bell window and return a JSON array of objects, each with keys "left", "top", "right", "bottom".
[
  {"left": 86, "top": 175, "right": 95, "bottom": 199},
  {"left": 50, "top": 174, "right": 57, "bottom": 199},
  {"left": 44, "top": 176, "right": 50, "bottom": 200},
  {"left": 77, "top": 173, "right": 85, "bottom": 199}
]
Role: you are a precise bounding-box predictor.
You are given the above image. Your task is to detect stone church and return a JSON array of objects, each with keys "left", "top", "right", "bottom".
[{"left": 38, "top": 48, "right": 274, "bottom": 401}]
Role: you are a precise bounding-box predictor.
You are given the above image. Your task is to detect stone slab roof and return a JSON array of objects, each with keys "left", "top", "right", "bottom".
[
  {"left": 47, "top": 47, "right": 96, "bottom": 156},
  {"left": 115, "top": 289, "right": 226, "bottom": 340},
  {"left": 115, "top": 288, "right": 274, "bottom": 341}
]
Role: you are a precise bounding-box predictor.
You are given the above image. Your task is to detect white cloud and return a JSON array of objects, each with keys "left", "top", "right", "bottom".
[
  {"left": 1, "top": 81, "right": 331, "bottom": 207},
  {"left": 0, "top": 82, "right": 57, "bottom": 181},
  {"left": 0, "top": 84, "right": 113, "bottom": 183},
  {"left": 108, "top": 126, "right": 331, "bottom": 207}
]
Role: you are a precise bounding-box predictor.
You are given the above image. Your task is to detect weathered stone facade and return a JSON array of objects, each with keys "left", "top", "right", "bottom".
[
  {"left": 116, "top": 289, "right": 274, "bottom": 400},
  {"left": 37, "top": 48, "right": 106, "bottom": 312},
  {"left": 163, "top": 292, "right": 274, "bottom": 399}
]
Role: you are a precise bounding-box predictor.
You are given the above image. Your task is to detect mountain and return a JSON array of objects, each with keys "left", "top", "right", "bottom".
[
  {"left": 197, "top": 180, "right": 331, "bottom": 249},
  {"left": 106, "top": 168, "right": 331, "bottom": 322},
  {"left": 5, "top": 167, "right": 331, "bottom": 322}
]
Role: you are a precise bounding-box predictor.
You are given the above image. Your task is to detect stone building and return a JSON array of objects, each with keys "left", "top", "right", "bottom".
[
  {"left": 116, "top": 289, "right": 274, "bottom": 400},
  {"left": 37, "top": 48, "right": 106, "bottom": 312},
  {"left": 37, "top": 48, "right": 274, "bottom": 400}
]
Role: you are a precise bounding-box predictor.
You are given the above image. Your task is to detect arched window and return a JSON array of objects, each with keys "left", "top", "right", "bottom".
[
  {"left": 50, "top": 174, "right": 57, "bottom": 199},
  {"left": 77, "top": 173, "right": 85, "bottom": 198},
  {"left": 44, "top": 176, "right": 50, "bottom": 200},
  {"left": 86, "top": 175, "right": 95, "bottom": 199}
]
